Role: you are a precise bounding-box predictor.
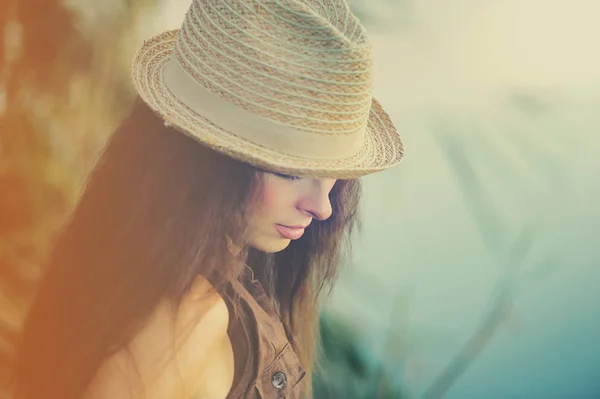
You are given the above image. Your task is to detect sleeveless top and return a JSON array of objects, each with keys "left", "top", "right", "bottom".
[{"left": 224, "top": 270, "right": 307, "bottom": 399}]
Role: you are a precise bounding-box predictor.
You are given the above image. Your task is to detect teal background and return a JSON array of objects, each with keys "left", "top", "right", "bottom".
[{"left": 321, "top": 2, "right": 600, "bottom": 396}]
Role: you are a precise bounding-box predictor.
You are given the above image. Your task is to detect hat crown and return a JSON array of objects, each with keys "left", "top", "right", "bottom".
[{"left": 171, "top": 0, "right": 374, "bottom": 136}]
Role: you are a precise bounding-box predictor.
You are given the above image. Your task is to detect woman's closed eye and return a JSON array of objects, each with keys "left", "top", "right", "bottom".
[{"left": 273, "top": 172, "right": 301, "bottom": 181}]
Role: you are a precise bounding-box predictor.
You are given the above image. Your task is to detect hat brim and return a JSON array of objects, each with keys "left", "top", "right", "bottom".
[{"left": 131, "top": 30, "right": 404, "bottom": 179}]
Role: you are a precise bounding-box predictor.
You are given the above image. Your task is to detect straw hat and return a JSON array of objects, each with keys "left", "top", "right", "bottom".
[{"left": 131, "top": 0, "right": 404, "bottom": 179}]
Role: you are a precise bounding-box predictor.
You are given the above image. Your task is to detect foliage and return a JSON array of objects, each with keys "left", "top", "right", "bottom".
[
  {"left": 419, "top": 117, "right": 565, "bottom": 398},
  {"left": 313, "top": 312, "right": 408, "bottom": 399},
  {"left": 0, "top": 0, "right": 144, "bottom": 396}
]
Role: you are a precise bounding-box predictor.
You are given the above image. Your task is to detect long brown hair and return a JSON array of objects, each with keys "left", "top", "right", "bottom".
[{"left": 12, "top": 98, "right": 362, "bottom": 399}]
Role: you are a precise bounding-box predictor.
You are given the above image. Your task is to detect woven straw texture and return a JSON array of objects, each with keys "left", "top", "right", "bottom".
[{"left": 132, "top": 0, "right": 404, "bottom": 179}]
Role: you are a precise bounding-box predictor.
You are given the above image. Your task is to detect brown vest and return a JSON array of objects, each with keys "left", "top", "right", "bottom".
[{"left": 224, "top": 271, "right": 306, "bottom": 398}]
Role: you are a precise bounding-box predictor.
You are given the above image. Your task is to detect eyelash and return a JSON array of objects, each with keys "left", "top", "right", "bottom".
[{"left": 273, "top": 172, "right": 301, "bottom": 181}]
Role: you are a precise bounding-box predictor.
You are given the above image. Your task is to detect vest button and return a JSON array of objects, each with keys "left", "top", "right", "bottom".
[{"left": 272, "top": 371, "right": 287, "bottom": 389}]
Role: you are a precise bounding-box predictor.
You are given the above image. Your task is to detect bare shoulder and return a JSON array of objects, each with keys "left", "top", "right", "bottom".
[
  {"left": 176, "top": 274, "right": 230, "bottom": 336},
  {"left": 85, "top": 275, "right": 231, "bottom": 399}
]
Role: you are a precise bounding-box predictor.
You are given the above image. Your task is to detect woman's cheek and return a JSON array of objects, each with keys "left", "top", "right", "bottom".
[{"left": 260, "top": 180, "right": 280, "bottom": 211}]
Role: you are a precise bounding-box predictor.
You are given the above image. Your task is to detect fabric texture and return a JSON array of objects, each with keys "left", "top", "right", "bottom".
[{"left": 224, "top": 271, "right": 306, "bottom": 398}]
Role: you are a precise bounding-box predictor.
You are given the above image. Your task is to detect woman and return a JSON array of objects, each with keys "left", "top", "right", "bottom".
[{"left": 13, "top": 0, "right": 404, "bottom": 398}]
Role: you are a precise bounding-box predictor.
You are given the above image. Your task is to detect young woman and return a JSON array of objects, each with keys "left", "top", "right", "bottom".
[{"left": 13, "top": 0, "right": 404, "bottom": 398}]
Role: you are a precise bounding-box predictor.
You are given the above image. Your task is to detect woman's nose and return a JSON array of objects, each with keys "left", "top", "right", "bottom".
[{"left": 299, "top": 179, "right": 335, "bottom": 221}]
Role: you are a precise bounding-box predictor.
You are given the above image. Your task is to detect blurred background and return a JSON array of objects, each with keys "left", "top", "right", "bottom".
[{"left": 1, "top": 0, "right": 599, "bottom": 398}]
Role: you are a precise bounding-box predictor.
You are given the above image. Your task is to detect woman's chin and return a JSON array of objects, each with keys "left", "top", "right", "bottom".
[{"left": 248, "top": 237, "right": 291, "bottom": 253}]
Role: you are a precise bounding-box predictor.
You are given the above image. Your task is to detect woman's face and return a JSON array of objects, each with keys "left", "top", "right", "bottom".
[{"left": 246, "top": 171, "right": 337, "bottom": 253}]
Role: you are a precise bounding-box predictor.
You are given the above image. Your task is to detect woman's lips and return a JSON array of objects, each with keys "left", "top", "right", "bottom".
[{"left": 274, "top": 224, "right": 305, "bottom": 240}]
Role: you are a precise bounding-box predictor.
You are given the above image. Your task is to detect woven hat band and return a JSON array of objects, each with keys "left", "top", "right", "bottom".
[{"left": 162, "top": 57, "right": 366, "bottom": 160}]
